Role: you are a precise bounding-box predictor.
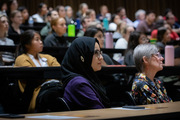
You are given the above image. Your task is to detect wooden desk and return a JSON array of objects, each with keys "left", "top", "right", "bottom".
[{"left": 1, "top": 101, "right": 179, "bottom": 120}]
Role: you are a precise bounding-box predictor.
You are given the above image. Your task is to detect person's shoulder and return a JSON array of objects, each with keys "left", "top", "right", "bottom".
[
  {"left": 15, "top": 54, "right": 29, "bottom": 63},
  {"left": 70, "top": 76, "right": 90, "bottom": 85},
  {"left": 6, "top": 38, "right": 15, "bottom": 45}
]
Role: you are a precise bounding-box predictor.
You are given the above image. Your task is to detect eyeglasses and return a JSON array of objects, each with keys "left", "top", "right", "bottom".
[
  {"left": 94, "top": 50, "right": 103, "bottom": 58},
  {"left": 141, "top": 37, "right": 149, "bottom": 42},
  {"left": 152, "top": 52, "right": 162, "bottom": 58}
]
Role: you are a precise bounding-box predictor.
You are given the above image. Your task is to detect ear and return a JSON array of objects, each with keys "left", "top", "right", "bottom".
[
  {"left": 52, "top": 25, "right": 56, "bottom": 31},
  {"left": 142, "top": 56, "right": 149, "bottom": 64}
]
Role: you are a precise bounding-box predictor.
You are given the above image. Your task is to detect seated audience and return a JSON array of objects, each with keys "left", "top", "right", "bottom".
[
  {"left": 86, "top": 9, "right": 100, "bottom": 23},
  {"left": 76, "top": 3, "right": 88, "bottom": 19},
  {"left": 40, "top": 10, "right": 59, "bottom": 37},
  {"left": 84, "top": 27, "right": 114, "bottom": 65},
  {"left": 44, "top": 17, "right": 70, "bottom": 47},
  {"left": 113, "top": 26, "right": 134, "bottom": 64},
  {"left": 113, "top": 21, "right": 126, "bottom": 39},
  {"left": 8, "top": 10, "right": 24, "bottom": 36},
  {"left": 124, "top": 31, "right": 149, "bottom": 66},
  {"left": 133, "top": 9, "right": 146, "bottom": 29},
  {"left": 97, "top": 5, "right": 111, "bottom": 21},
  {"left": 136, "top": 10, "right": 156, "bottom": 36},
  {"left": 116, "top": 7, "right": 133, "bottom": 27},
  {"left": 166, "top": 13, "right": 180, "bottom": 34},
  {"left": 156, "top": 27, "right": 171, "bottom": 55},
  {"left": 14, "top": 30, "right": 60, "bottom": 112},
  {"left": 65, "top": 6, "right": 74, "bottom": 25},
  {"left": 18, "top": 6, "right": 30, "bottom": 25},
  {"left": 55, "top": 5, "right": 66, "bottom": 18},
  {"left": 0, "top": 0, "right": 7, "bottom": 16},
  {"left": 31, "top": 3, "right": 48, "bottom": 23},
  {"left": 62, "top": 37, "right": 111, "bottom": 110},
  {"left": 108, "top": 14, "right": 121, "bottom": 31},
  {"left": 77, "top": 16, "right": 91, "bottom": 37},
  {"left": 132, "top": 43, "right": 172, "bottom": 105},
  {"left": 6, "top": 0, "right": 18, "bottom": 17},
  {"left": 0, "top": 14, "right": 15, "bottom": 65}
]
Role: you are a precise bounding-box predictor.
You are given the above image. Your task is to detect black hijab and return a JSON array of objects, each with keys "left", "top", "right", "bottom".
[{"left": 61, "top": 37, "right": 110, "bottom": 108}]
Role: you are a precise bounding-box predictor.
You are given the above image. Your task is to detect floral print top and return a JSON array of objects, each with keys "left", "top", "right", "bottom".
[{"left": 132, "top": 73, "right": 172, "bottom": 105}]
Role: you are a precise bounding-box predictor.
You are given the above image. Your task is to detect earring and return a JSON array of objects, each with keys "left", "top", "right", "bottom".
[{"left": 80, "top": 56, "right": 84, "bottom": 62}]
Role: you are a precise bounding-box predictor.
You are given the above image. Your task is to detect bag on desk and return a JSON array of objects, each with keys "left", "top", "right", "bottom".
[{"left": 35, "top": 80, "right": 65, "bottom": 113}]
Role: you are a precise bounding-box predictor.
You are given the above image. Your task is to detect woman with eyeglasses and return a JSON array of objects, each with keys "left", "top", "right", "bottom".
[
  {"left": 84, "top": 27, "right": 114, "bottom": 66},
  {"left": 132, "top": 44, "right": 172, "bottom": 105},
  {"left": 124, "top": 31, "right": 149, "bottom": 66},
  {"left": 62, "top": 37, "right": 110, "bottom": 110}
]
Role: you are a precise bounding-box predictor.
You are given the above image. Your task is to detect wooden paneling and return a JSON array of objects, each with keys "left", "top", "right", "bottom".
[{"left": 16, "top": 0, "right": 180, "bottom": 21}]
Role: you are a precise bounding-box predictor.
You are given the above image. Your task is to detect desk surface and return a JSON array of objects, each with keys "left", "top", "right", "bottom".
[
  {"left": 0, "top": 101, "right": 179, "bottom": 120},
  {"left": 0, "top": 66, "right": 180, "bottom": 79}
]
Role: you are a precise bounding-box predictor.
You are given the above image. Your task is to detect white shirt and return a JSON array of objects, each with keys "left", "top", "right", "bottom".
[
  {"left": 27, "top": 53, "right": 48, "bottom": 67},
  {"left": 113, "top": 38, "right": 128, "bottom": 63},
  {"left": 31, "top": 14, "right": 44, "bottom": 23},
  {"left": 0, "top": 37, "right": 14, "bottom": 45}
]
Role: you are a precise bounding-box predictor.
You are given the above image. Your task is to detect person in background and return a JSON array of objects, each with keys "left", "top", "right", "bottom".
[
  {"left": 77, "top": 16, "right": 91, "bottom": 37},
  {"left": 76, "top": 3, "right": 88, "bottom": 19},
  {"left": 132, "top": 43, "right": 172, "bottom": 105},
  {"left": 44, "top": 17, "right": 70, "bottom": 47},
  {"left": 133, "top": 9, "right": 146, "bottom": 29},
  {"left": 84, "top": 27, "right": 114, "bottom": 65},
  {"left": 18, "top": 6, "right": 29, "bottom": 25},
  {"left": 62, "top": 37, "right": 110, "bottom": 110},
  {"left": 97, "top": 5, "right": 111, "bottom": 21},
  {"left": 6, "top": 0, "right": 18, "bottom": 17},
  {"left": 31, "top": 3, "right": 48, "bottom": 23},
  {"left": 0, "top": 14, "right": 15, "bottom": 65},
  {"left": 108, "top": 14, "right": 121, "bottom": 31},
  {"left": 0, "top": 0, "right": 7, "bottom": 16},
  {"left": 14, "top": 30, "right": 60, "bottom": 112},
  {"left": 55, "top": 5, "right": 66, "bottom": 18},
  {"left": 156, "top": 27, "right": 171, "bottom": 55},
  {"left": 136, "top": 10, "right": 156, "bottom": 36},
  {"left": 113, "top": 26, "right": 134, "bottom": 64},
  {"left": 8, "top": 10, "right": 23, "bottom": 36},
  {"left": 40, "top": 10, "right": 59, "bottom": 37},
  {"left": 124, "top": 31, "right": 149, "bottom": 66},
  {"left": 113, "top": 21, "right": 127, "bottom": 39},
  {"left": 116, "top": 7, "right": 133, "bottom": 27},
  {"left": 86, "top": 9, "right": 100, "bottom": 23},
  {"left": 166, "top": 13, "right": 180, "bottom": 34},
  {"left": 65, "top": 6, "right": 74, "bottom": 25}
]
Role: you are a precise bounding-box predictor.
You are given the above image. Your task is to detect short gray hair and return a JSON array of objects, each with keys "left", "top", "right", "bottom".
[
  {"left": 135, "top": 9, "right": 146, "bottom": 19},
  {"left": 133, "top": 44, "right": 159, "bottom": 72}
]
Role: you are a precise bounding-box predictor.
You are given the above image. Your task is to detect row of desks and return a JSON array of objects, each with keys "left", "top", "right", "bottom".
[
  {"left": 0, "top": 101, "right": 180, "bottom": 120},
  {"left": 0, "top": 66, "right": 180, "bottom": 79}
]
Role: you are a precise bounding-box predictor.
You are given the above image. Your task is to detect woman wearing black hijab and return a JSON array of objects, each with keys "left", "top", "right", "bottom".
[{"left": 61, "top": 37, "right": 110, "bottom": 110}]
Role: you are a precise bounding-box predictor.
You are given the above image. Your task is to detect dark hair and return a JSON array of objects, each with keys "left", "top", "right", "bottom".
[
  {"left": 38, "top": 3, "right": 46, "bottom": 13},
  {"left": 146, "top": 10, "right": 155, "bottom": 16},
  {"left": 164, "top": 8, "right": 172, "bottom": 16},
  {"left": 127, "top": 31, "right": 144, "bottom": 50},
  {"left": 81, "top": 16, "right": 90, "bottom": 24},
  {"left": 84, "top": 27, "right": 103, "bottom": 37},
  {"left": 116, "top": 7, "right": 124, "bottom": 14},
  {"left": 110, "top": 14, "right": 117, "bottom": 23},
  {"left": 154, "top": 19, "right": 165, "bottom": 29},
  {"left": 0, "top": 0, "right": 6, "bottom": 10},
  {"left": 19, "top": 29, "right": 39, "bottom": 54},
  {"left": 18, "top": 6, "right": 27, "bottom": 12},
  {"left": 157, "top": 27, "right": 167, "bottom": 42}
]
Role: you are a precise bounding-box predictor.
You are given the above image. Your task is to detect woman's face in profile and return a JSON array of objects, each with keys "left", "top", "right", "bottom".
[
  {"left": 91, "top": 42, "right": 103, "bottom": 71},
  {"left": 26, "top": 33, "right": 43, "bottom": 53}
]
